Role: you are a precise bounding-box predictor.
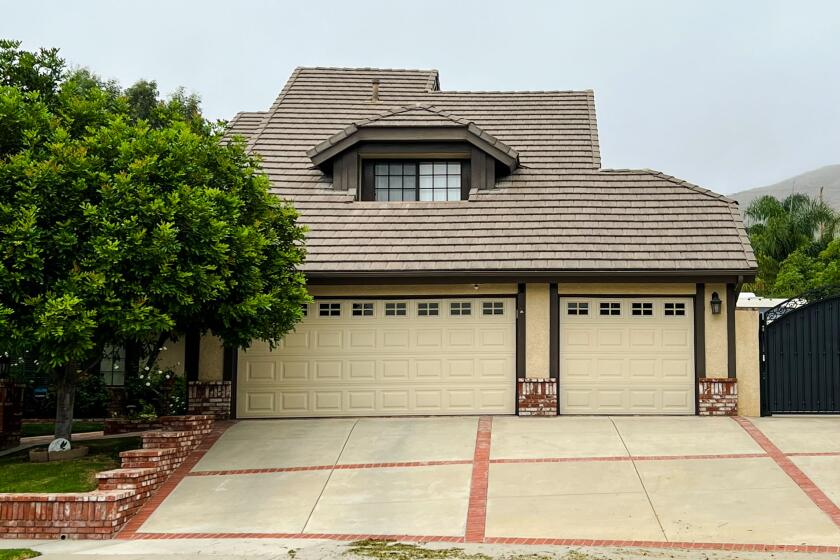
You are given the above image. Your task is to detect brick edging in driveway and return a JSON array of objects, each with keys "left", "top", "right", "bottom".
[
  {"left": 115, "top": 420, "right": 235, "bottom": 539},
  {"left": 732, "top": 416, "right": 840, "bottom": 529},
  {"left": 465, "top": 416, "right": 492, "bottom": 543}
]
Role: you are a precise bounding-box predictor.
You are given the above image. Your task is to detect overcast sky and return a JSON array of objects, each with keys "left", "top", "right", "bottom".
[{"left": 3, "top": 0, "right": 839, "bottom": 194}]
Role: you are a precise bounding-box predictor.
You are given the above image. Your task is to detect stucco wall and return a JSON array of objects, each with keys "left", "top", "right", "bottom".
[
  {"left": 308, "top": 283, "right": 518, "bottom": 297},
  {"left": 556, "top": 283, "right": 695, "bottom": 295},
  {"left": 736, "top": 308, "right": 761, "bottom": 416},
  {"left": 199, "top": 334, "right": 225, "bottom": 382},
  {"left": 704, "top": 282, "right": 729, "bottom": 378},
  {"left": 525, "top": 283, "right": 550, "bottom": 378},
  {"left": 156, "top": 337, "right": 185, "bottom": 376}
]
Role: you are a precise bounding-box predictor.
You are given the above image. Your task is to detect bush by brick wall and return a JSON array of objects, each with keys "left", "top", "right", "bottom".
[
  {"left": 0, "top": 414, "right": 214, "bottom": 540},
  {"left": 103, "top": 418, "right": 162, "bottom": 435},
  {"left": 0, "top": 381, "right": 24, "bottom": 449}
]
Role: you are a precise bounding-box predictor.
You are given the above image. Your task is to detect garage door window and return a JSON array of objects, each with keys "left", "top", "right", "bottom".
[
  {"left": 319, "top": 303, "right": 341, "bottom": 317},
  {"left": 664, "top": 302, "right": 686, "bottom": 316},
  {"left": 599, "top": 302, "right": 621, "bottom": 316},
  {"left": 301, "top": 303, "right": 309, "bottom": 316},
  {"left": 450, "top": 302, "right": 472, "bottom": 316},
  {"left": 385, "top": 302, "right": 407, "bottom": 316},
  {"left": 631, "top": 302, "right": 653, "bottom": 316},
  {"left": 352, "top": 303, "right": 374, "bottom": 317},
  {"left": 418, "top": 302, "right": 439, "bottom": 316},
  {"left": 567, "top": 302, "right": 589, "bottom": 315},
  {"left": 482, "top": 301, "right": 505, "bottom": 315}
]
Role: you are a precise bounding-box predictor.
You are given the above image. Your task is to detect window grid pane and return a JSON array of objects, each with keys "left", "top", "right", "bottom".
[
  {"left": 631, "top": 302, "right": 653, "bottom": 316},
  {"left": 352, "top": 302, "right": 374, "bottom": 317},
  {"left": 319, "top": 303, "right": 341, "bottom": 317},
  {"left": 450, "top": 302, "right": 472, "bottom": 316},
  {"left": 418, "top": 302, "right": 439, "bottom": 316},
  {"left": 385, "top": 302, "right": 407, "bottom": 316},
  {"left": 482, "top": 301, "right": 505, "bottom": 315},
  {"left": 567, "top": 302, "right": 589, "bottom": 316},
  {"left": 664, "top": 302, "right": 686, "bottom": 316},
  {"left": 599, "top": 302, "right": 621, "bottom": 316},
  {"left": 373, "top": 160, "right": 462, "bottom": 202}
]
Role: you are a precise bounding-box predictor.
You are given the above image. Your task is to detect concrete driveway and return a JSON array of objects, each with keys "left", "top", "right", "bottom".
[{"left": 122, "top": 415, "right": 840, "bottom": 552}]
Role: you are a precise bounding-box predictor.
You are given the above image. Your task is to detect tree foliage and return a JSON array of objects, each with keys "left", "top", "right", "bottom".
[
  {"left": 0, "top": 40, "right": 309, "bottom": 438},
  {"left": 744, "top": 192, "right": 839, "bottom": 296}
]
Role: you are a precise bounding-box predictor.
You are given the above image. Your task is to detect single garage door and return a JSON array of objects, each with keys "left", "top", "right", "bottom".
[
  {"left": 237, "top": 297, "right": 516, "bottom": 418},
  {"left": 558, "top": 297, "right": 695, "bottom": 414}
]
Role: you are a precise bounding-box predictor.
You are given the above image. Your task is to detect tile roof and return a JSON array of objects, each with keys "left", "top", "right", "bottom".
[
  {"left": 230, "top": 67, "right": 756, "bottom": 277},
  {"left": 306, "top": 104, "right": 519, "bottom": 166}
]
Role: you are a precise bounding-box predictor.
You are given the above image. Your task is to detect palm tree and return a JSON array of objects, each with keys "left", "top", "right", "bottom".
[{"left": 744, "top": 193, "right": 839, "bottom": 293}]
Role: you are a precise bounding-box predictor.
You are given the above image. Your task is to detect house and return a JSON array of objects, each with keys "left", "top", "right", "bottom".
[{"left": 186, "top": 67, "right": 756, "bottom": 418}]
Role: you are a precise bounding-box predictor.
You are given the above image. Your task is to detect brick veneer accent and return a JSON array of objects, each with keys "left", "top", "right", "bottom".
[
  {"left": 698, "top": 378, "right": 738, "bottom": 416},
  {"left": 517, "top": 378, "right": 557, "bottom": 416},
  {"left": 0, "top": 414, "right": 214, "bottom": 540},
  {"left": 187, "top": 381, "right": 231, "bottom": 419}
]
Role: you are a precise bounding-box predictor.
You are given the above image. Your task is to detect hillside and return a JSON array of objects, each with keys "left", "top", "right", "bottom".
[{"left": 730, "top": 164, "right": 840, "bottom": 210}]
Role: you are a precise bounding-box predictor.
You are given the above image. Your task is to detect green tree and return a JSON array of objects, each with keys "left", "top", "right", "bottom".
[
  {"left": 744, "top": 193, "right": 838, "bottom": 295},
  {"left": 0, "top": 40, "right": 309, "bottom": 439}
]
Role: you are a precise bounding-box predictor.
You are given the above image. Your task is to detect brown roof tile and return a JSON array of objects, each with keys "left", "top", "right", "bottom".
[{"left": 227, "top": 67, "right": 756, "bottom": 276}]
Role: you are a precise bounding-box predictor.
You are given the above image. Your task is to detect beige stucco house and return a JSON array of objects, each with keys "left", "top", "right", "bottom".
[{"left": 186, "top": 67, "right": 756, "bottom": 419}]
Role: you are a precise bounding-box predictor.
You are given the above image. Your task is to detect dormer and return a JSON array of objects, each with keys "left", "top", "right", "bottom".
[{"left": 306, "top": 104, "right": 519, "bottom": 201}]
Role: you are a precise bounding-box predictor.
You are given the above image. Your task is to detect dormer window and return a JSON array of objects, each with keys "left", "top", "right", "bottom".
[
  {"left": 306, "top": 105, "right": 519, "bottom": 199},
  {"left": 372, "top": 161, "right": 463, "bottom": 201}
]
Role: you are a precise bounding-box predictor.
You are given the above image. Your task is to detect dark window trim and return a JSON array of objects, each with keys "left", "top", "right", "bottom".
[
  {"left": 311, "top": 294, "right": 516, "bottom": 300},
  {"left": 362, "top": 159, "right": 470, "bottom": 201},
  {"left": 727, "top": 283, "right": 737, "bottom": 379},
  {"left": 516, "top": 284, "right": 526, "bottom": 381},
  {"left": 549, "top": 283, "right": 559, "bottom": 382},
  {"left": 694, "top": 283, "right": 706, "bottom": 415}
]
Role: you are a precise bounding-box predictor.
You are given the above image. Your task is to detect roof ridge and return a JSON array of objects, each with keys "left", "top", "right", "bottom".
[
  {"left": 245, "top": 66, "right": 304, "bottom": 154},
  {"left": 296, "top": 66, "right": 439, "bottom": 73},
  {"left": 728, "top": 203, "right": 758, "bottom": 268},
  {"left": 585, "top": 90, "right": 601, "bottom": 169},
  {"left": 601, "top": 168, "right": 739, "bottom": 205},
  {"left": 642, "top": 169, "right": 738, "bottom": 204}
]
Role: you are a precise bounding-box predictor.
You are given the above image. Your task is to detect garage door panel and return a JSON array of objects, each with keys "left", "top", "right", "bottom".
[
  {"left": 280, "top": 361, "right": 307, "bottom": 381},
  {"left": 238, "top": 297, "right": 515, "bottom": 417},
  {"left": 281, "top": 332, "right": 310, "bottom": 350},
  {"left": 559, "top": 297, "right": 695, "bottom": 415},
  {"left": 315, "top": 330, "right": 343, "bottom": 349},
  {"left": 246, "top": 361, "right": 277, "bottom": 383}
]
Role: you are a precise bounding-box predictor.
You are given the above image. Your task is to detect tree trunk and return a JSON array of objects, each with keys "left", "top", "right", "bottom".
[{"left": 54, "top": 363, "right": 77, "bottom": 441}]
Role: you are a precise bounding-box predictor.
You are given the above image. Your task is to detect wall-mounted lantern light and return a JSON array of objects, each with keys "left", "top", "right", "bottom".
[{"left": 710, "top": 291, "right": 722, "bottom": 315}]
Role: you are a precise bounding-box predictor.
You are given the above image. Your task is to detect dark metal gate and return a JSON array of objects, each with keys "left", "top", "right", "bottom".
[{"left": 760, "top": 286, "right": 840, "bottom": 415}]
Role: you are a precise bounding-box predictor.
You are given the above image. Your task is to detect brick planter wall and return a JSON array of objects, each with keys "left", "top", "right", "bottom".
[
  {"left": 698, "top": 378, "right": 738, "bottom": 416},
  {"left": 517, "top": 378, "right": 558, "bottom": 416},
  {"left": 103, "top": 418, "right": 163, "bottom": 435},
  {"left": 0, "top": 414, "right": 214, "bottom": 540},
  {"left": 0, "top": 381, "right": 24, "bottom": 449},
  {"left": 188, "top": 381, "right": 231, "bottom": 419}
]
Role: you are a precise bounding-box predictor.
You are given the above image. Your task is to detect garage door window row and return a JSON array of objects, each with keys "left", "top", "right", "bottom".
[
  {"left": 306, "top": 300, "right": 508, "bottom": 319},
  {"left": 567, "top": 301, "right": 688, "bottom": 318}
]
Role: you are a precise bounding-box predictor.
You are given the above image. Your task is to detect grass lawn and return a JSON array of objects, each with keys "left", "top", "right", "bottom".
[
  {"left": 20, "top": 421, "right": 104, "bottom": 438},
  {"left": 0, "top": 437, "right": 140, "bottom": 493},
  {"left": 0, "top": 550, "right": 40, "bottom": 560}
]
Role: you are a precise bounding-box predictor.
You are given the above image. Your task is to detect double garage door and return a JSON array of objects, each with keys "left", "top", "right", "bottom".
[
  {"left": 237, "top": 297, "right": 516, "bottom": 418},
  {"left": 237, "top": 295, "right": 695, "bottom": 418}
]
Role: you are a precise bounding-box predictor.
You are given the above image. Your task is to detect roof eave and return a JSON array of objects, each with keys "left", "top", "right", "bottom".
[{"left": 308, "top": 125, "right": 518, "bottom": 171}]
